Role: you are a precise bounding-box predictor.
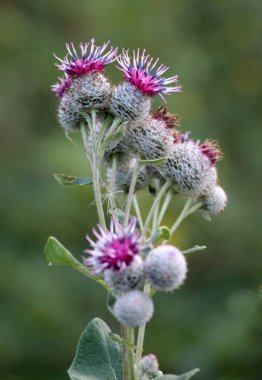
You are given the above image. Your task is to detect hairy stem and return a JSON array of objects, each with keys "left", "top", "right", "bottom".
[
  {"left": 169, "top": 199, "right": 204, "bottom": 236},
  {"left": 123, "top": 159, "right": 140, "bottom": 229},
  {"left": 90, "top": 110, "right": 106, "bottom": 229},
  {"left": 121, "top": 325, "right": 130, "bottom": 380},
  {"left": 127, "top": 328, "right": 135, "bottom": 380},
  {"left": 108, "top": 154, "right": 118, "bottom": 221},
  {"left": 133, "top": 195, "right": 144, "bottom": 231},
  {"left": 143, "top": 181, "right": 171, "bottom": 237},
  {"left": 157, "top": 189, "right": 173, "bottom": 227},
  {"left": 135, "top": 281, "right": 151, "bottom": 367}
]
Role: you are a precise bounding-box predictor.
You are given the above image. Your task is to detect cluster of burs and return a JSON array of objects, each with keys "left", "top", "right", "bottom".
[{"left": 52, "top": 39, "right": 227, "bottom": 379}]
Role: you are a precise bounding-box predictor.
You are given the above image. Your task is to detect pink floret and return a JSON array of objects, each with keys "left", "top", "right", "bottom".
[
  {"left": 83, "top": 218, "right": 145, "bottom": 274},
  {"left": 55, "top": 39, "right": 117, "bottom": 77},
  {"left": 117, "top": 49, "right": 182, "bottom": 97},
  {"left": 51, "top": 77, "right": 72, "bottom": 98}
]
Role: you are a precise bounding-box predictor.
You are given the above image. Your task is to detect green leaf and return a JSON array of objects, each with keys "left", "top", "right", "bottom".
[
  {"left": 183, "top": 245, "right": 207, "bottom": 254},
  {"left": 155, "top": 368, "right": 199, "bottom": 380},
  {"left": 150, "top": 226, "right": 171, "bottom": 243},
  {"left": 54, "top": 173, "right": 93, "bottom": 187},
  {"left": 44, "top": 236, "right": 80, "bottom": 267},
  {"left": 68, "top": 318, "right": 123, "bottom": 380},
  {"left": 44, "top": 237, "right": 108, "bottom": 290},
  {"left": 140, "top": 157, "right": 168, "bottom": 165}
]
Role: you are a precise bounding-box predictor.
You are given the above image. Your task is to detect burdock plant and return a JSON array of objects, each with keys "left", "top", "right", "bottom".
[{"left": 45, "top": 38, "right": 227, "bottom": 380}]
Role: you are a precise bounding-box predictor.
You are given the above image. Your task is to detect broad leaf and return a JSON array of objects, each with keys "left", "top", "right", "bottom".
[
  {"left": 68, "top": 318, "right": 123, "bottom": 380},
  {"left": 54, "top": 173, "right": 93, "bottom": 187},
  {"left": 140, "top": 157, "right": 168, "bottom": 165},
  {"left": 155, "top": 368, "right": 199, "bottom": 380},
  {"left": 151, "top": 226, "right": 171, "bottom": 243}
]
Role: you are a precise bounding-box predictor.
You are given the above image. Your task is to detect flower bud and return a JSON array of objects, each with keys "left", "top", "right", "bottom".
[
  {"left": 140, "top": 354, "right": 159, "bottom": 377},
  {"left": 125, "top": 109, "right": 179, "bottom": 160},
  {"left": 113, "top": 290, "right": 154, "bottom": 327},
  {"left": 104, "top": 255, "right": 144, "bottom": 293},
  {"left": 57, "top": 73, "right": 111, "bottom": 132},
  {"left": 145, "top": 245, "right": 187, "bottom": 292},
  {"left": 160, "top": 141, "right": 218, "bottom": 197},
  {"left": 200, "top": 185, "right": 227, "bottom": 219},
  {"left": 110, "top": 82, "right": 151, "bottom": 121}
]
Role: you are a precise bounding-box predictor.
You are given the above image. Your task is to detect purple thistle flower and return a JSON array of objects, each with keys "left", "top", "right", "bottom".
[
  {"left": 55, "top": 39, "right": 117, "bottom": 77},
  {"left": 116, "top": 49, "right": 182, "bottom": 98},
  {"left": 51, "top": 77, "right": 72, "bottom": 98},
  {"left": 83, "top": 218, "right": 144, "bottom": 274}
]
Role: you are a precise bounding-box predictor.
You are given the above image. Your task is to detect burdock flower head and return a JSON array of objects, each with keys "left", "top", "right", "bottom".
[
  {"left": 125, "top": 106, "right": 180, "bottom": 160},
  {"left": 110, "top": 49, "right": 181, "bottom": 121},
  {"left": 83, "top": 217, "right": 145, "bottom": 274},
  {"left": 159, "top": 136, "right": 223, "bottom": 197},
  {"left": 52, "top": 39, "right": 117, "bottom": 132}
]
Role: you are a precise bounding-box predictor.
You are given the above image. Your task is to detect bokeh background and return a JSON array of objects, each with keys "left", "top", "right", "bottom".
[{"left": 1, "top": 1, "right": 262, "bottom": 379}]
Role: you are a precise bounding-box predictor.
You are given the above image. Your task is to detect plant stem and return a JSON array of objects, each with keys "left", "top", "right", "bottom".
[
  {"left": 133, "top": 195, "right": 144, "bottom": 231},
  {"left": 127, "top": 328, "right": 135, "bottom": 380},
  {"left": 108, "top": 154, "right": 118, "bottom": 221},
  {"left": 157, "top": 189, "right": 173, "bottom": 227},
  {"left": 168, "top": 198, "right": 192, "bottom": 237},
  {"left": 123, "top": 158, "right": 140, "bottom": 229},
  {"left": 121, "top": 325, "right": 130, "bottom": 380},
  {"left": 169, "top": 200, "right": 204, "bottom": 237},
  {"left": 135, "top": 281, "right": 151, "bottom": 367},
  {"left": 143, "top": 181, "right": 171, "bottom": 237},
  {"left": 90, "top": 110, "right": 106, "bottom": 229}
]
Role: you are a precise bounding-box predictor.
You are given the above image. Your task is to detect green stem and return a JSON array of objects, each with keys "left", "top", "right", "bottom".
[
  {"left": 168, "top": 198, "right": 192, "bottom": 237},
  {"left": 123, "top": 159, "right": 140, "bottom": 229},
  {"left": 90, "top": 110, "right": 106, "bottom": 229},
  {"left": 121, "top": 325, "right": 130, "bottom": 380},
  {"left": 152, "top": 201, "right": 160, "bottom": 232},
  {"left": 133, "top": 195, "right": 144, "bottom": 231},
  {"left": 157, "top": 189, "right": 173, "bottom": 227},
  {"left": 127, "top": 328, "right": 135, "bottom": 380},
  {"left": 135, "top": 282, "right": 151, "bottom": 367},
  {"left": 108, "top": 154, "right": 118, "bottom": 221},
  {"left": 143, "top": 181, "right": 171, "bottom": 237}
]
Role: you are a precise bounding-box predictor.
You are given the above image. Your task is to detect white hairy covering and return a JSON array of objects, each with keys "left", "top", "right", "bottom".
[
  {"left": 57, "top": 72, "right": 111, "bottom": 132},
  {"left": 160, "top": 141, "right": 218, "bottom": 197},
  {"left": 113, "top": 290, "right": 154, "bottom": 327},
  {"left": 104, "top": 255, "right": 144, "bottom": 293},
  {"left": 145, "top": 245, "right": 187, "bottom": 292},
  {"left": 125, "top": 115, "right": 175, "bottom": 159},
  {"left": 201, "top": 185, "right": 227, "bottom": 218},
  {"left": 110, "top": 82, "right": 151, "bottom": 121}
]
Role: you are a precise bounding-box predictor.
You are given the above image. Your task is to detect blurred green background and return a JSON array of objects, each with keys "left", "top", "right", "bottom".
[{"left": 0, "top": 0, "right": 261, "bottom": 379}]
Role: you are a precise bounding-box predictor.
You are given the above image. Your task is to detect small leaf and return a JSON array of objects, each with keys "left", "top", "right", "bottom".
[
  {"left": 140, "top": 157, "right": 168, "bottom": 165},
  {"left": 44, "top": 236, "right": 80, "bottom": 267},
  {"left": 150, "top": 226, "right": 171, "bottom": 243},
  {"left": 68, "top": 318, "right": 123, "bottom": 380},
  {"left": 54, "top": 173, "right": 93, "bottom": 187},
  {"left": 183, "top": 245, "right": 207, "bottom": 254},
  {"left": 44, "top": 237, "right": 108, "bottom": 290},
  {"left": 155, "top": 368, "right": 199, "bottom": 380}
]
